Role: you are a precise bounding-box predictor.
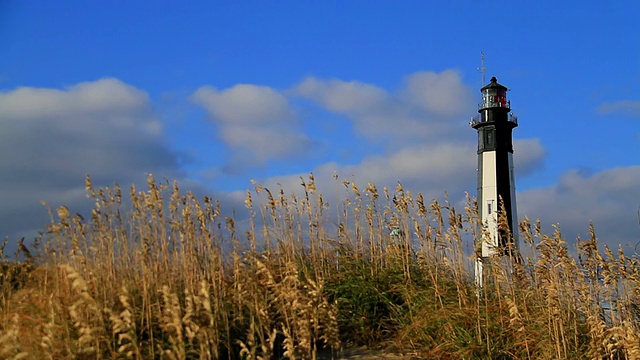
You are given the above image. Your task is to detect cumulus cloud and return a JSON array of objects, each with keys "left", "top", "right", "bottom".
[
  {"left": 513, "top": 138, "right": 546, "bottom": 177},
  {"left": 0, "top": 79, "right": 154, "bottom": 123},
  {"left": 291, "top": 70, "right": 476, "bottom": 145},
  {"left": 0, "top": 79, "right": 185, "bottom": 243},
  {"left": 291, "top": 76, "right": 405, "bottom": 141},
  {"left": 401, "top": 70, "right": 475, "bottom": 116},
  {"left": 255, "top": 71, "right": 546, "bottom": 217},
  {"left": 293, "top": 77, "right": 390, "bottom": 114},
  {"left": 254, "top": 136, "right": 547, "bottom": 211},
  {"left": 192, "top": 84, "right": 292, "bottom": 124},
  {"left": 596, "top": 100, "right": 640, "bottom": 117},
  {"left": 191, "top": 84, "right": 312, "bottom": 165},
  {"left": 251, "top": 151, "right": 636, "bottom": 256},
  {"left": 518, "top": 166, "right": 640, "bottom": 251},
  {"left": 336, "top": 138, "right": 544, "bottom": 198},
  {"left": 0, "top": 72, "right": 555, "bottom": 257},
  {"left": 334, "top": 143, "right": 476, "bottom": 195}
]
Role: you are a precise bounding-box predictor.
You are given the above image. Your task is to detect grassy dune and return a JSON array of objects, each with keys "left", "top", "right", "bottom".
[{"left": 1, "top": 174, "right": 639, "bottom": 359}]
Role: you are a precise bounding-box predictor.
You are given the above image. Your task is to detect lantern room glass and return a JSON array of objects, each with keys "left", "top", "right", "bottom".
[{"left": 482, "top": 89, "right": 508, "bottom": 108}]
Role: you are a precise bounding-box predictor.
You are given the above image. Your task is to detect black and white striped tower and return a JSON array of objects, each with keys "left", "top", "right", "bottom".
[{"left": 471, "top": 76, "right": 519, "bottom": 284}]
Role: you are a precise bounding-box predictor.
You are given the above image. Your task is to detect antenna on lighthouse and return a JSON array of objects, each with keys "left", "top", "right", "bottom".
[{"left": 477, "top": 52, "right": 486, "bottom": 86}]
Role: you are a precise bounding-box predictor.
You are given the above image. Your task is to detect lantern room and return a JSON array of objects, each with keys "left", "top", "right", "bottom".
[{"left": 480, "top": 76, "right": 510, "bottom": 110}]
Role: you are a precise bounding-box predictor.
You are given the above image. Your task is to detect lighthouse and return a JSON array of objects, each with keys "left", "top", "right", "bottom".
[{"left": 471, "top": 76, "right": 519, "bottom": 283}]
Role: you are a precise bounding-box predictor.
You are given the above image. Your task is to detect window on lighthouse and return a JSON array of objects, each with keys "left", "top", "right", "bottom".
[
  {"left": 484, "top": 130, "right": 494, "bottom": 150},
  {"left": 482, "top": 92, "right": 494, "bottom": 107},
  {"left": 495, "top": 91, "right": 507, "bottom": 107},
  {"left": 483, "top": 89, "right": 507, "bottom": 108}
]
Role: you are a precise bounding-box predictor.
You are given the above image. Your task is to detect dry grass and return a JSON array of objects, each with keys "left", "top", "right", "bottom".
[{"left": 1, "top": 173, "right": 639, "bottom": 359}]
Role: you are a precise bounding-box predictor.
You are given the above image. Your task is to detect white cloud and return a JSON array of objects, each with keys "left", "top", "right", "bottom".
[
  {"left": 0, "top": 73, "right": 558, "bottom": 256},
  {"left": 0, "top": 79, "right": 159, "bottom": 133},
  {"left": 292, "top": 70, "right": 476, "bottom": 146},
  {"left": 336, "top": 143, "right": 475, "bottom": 192},
  {"left": 251, "top": 151, "right": 637, "bottom": 256},
  {"left": 596, "top": 100, "right": 640, "bottom": 117},
  {"left": 293, "top": 77, "right": 390, "bottom": 114},
  {"left": 222, "top": 125, "right": 313, "bottom": 163},
  {"left": 191, "top": 84, "right": 312, "bottom": 164},
  {"left": 0, "top": 79, "right": 185, "bottom": 243},
  {"left": 257, "top": 70, "right": 546, "bottom": 212},
  {"left": 518, "top": 166, "right": 640, "bottom": 251},
  {"left": 192, "top": 84, "right": 292, "bottom": 123},
  {"left": 513, "top": 138, "right": 546, "bottom": 177},
  {"left": 401, "top": 70, "right": 474, "bottom": 116},
  {"left": 255, "top": 137, "right": 547, "bottom": 207}
]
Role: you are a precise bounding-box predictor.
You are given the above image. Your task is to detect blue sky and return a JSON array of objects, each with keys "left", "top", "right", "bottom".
[{"left": 1, "top": 1, "right": 639, "bottom": 253}]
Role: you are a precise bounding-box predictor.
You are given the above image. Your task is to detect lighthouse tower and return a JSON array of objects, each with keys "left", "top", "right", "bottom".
[{"left": 471, "top": 76, "right": 519, "bottom": 283}]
